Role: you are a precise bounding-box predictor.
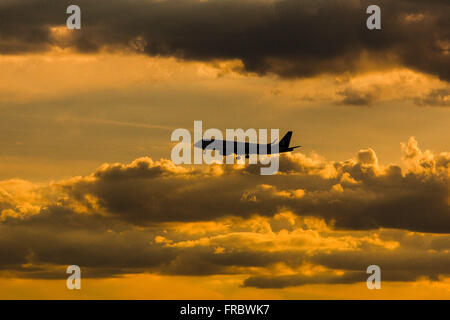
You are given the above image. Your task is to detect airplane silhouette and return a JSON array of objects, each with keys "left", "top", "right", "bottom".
[{"left": 194, "top": 131, "right": 300, "bottom": 159}]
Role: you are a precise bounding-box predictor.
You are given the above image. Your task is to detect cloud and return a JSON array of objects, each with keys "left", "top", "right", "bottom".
[
  {"left": 1, "top": 138, "right": 446, "bottom": 233},
  {"left": 415, "top": 88, "right": 450, "bottom": 107},
  {"left": 357, "top": 148, "right": 378, "bottom": 165},
  {"left": 243, "top": 272, "right": 366, "bottom": 288},
  {"left": 0, "top": 0, "right": 449, "bottom": 80},
  {"left": 54, "top": 137, "right": 449, "bottom": 233},
  {"left": 0, "top": 137, "right": 449, "bottom": 285},
  {"left": 337, "top": 88, "right": 380, "bottom": 106}
]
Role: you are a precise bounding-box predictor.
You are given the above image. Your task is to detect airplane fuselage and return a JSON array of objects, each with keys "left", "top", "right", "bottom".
[
  {"left": 195, "top": 140, "right": 297, "bottom": 158},
  {"left": 194, "top": 131, "right": 300, "bottom": 158}
]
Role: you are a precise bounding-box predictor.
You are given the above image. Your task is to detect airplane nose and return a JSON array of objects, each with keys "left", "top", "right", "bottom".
[{"left": 194, "top": 139, "right": 214, "bottom": 149}]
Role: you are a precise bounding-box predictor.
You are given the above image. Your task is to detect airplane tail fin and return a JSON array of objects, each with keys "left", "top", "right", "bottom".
[{"left": 279, "top": 131, "right": 292, "bottom": 148}]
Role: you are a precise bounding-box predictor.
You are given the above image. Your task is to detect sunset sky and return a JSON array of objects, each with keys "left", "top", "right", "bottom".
[{"left": 0, "top": 0, "right": 449, "bottom": 299}]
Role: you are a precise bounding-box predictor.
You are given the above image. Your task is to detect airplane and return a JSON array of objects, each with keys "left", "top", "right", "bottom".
[{"left": 194, "top": 131, "right": 301, "bottom": 159}]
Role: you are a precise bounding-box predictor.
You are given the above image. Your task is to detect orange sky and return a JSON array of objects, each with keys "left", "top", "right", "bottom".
[{"left": 0, "top": 0, "right": 449, "bottom": 299}]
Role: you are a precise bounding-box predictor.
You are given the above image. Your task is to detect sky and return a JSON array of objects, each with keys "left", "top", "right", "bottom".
[{"left": 0, "top": 0, "right": 449, "bottom": 299}]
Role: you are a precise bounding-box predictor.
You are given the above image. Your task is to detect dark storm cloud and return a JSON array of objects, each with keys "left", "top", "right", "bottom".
[{"left": 0, "top": 0, "right": 448, "bottom": 80}]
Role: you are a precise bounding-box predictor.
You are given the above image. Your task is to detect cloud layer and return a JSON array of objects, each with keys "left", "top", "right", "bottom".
[
  {"left": 0, "top": 0, "right": 449, "bottom": 80},
  {"left": 0, "top": 137, "right": 449, "bottom": 287}
]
